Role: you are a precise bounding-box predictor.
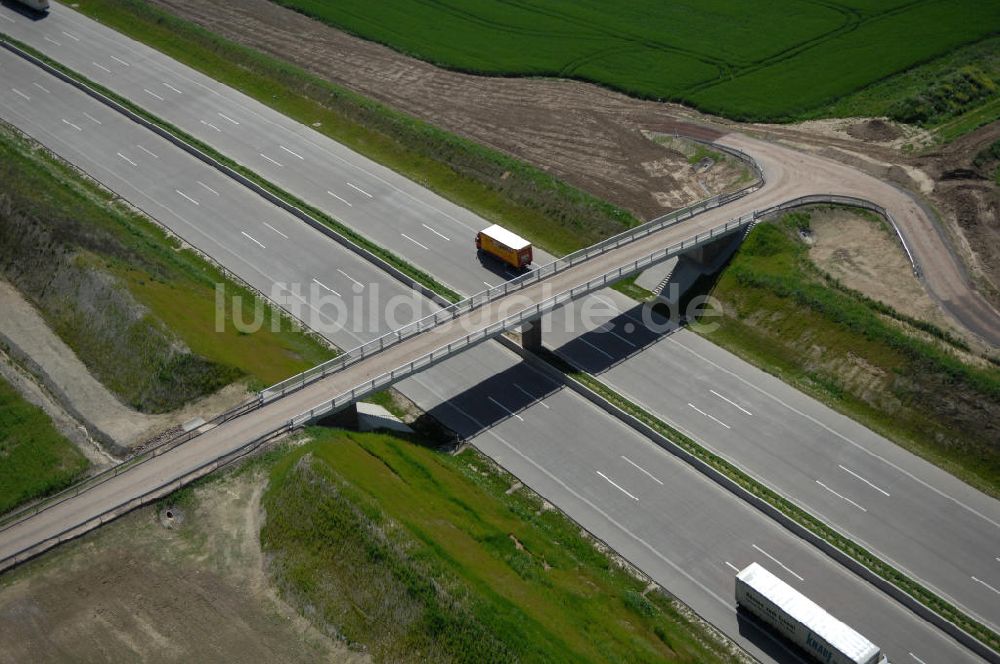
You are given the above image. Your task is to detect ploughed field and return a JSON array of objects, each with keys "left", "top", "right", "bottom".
[{"left": 268, "top": 0, "right": 999, "bottom": 120}]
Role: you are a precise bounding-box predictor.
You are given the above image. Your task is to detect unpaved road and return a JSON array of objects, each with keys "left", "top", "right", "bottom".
[{"left": 148, "top": 0, "right": 1000, "bottom": 345}]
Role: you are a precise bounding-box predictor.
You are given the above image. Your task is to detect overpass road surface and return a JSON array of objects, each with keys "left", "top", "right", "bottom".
[
  {"left": 3, "top": 3, "right": 999, "bottom": 345},
  {"left": 0, "top": 46, "right": 992, "bottom": 664},
  {"left": 4, "top": 6, "right": 992, "bottom": 664},
  {"left": 3, "top": 1, "right": 999, "bottom": 637}
]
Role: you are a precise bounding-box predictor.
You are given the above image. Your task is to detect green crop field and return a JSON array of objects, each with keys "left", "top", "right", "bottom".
[
  {"left": 270, "top": 0, "right": 999, "bottom": 121},
  {"left": 262, "top": 430, "right": 739, "bottom": 662}
]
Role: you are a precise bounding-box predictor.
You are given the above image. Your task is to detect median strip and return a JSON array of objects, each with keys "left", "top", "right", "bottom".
[
  {"left": 524, "top": 345, "right": 1000, "bottom": 660},
  {"left": 0, "top": 36, "right": 462, "bottom": 305}
]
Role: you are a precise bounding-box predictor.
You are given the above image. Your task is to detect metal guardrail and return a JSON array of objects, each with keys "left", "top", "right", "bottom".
[
  {"left": 0, "top": 422, "right": 288, "bottom": 574},
  {"left": 759, "top": 193, "right": 920, "bottom": 277},
  {"left": 0, "top": 393, "right": 261, "bottom": 535},
  {"left": 261, "top": 152, "right": 765, "bottom": 404},
  {"left": 0, "top": 191, "right": 907, "bottom": 572},
  {"left": 284, "top": 211, "right": 759, "bottom": 426}
]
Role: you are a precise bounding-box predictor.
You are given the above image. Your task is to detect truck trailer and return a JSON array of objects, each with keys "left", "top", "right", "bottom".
[
  {"left": 13, "top": 0, "right": 50, "bottom": 11},
  {"left": 475, "top": 224, "right": 532, "bottom": 270},
  {"left": 736, "top": 563, "right": 888, "bottom": 664}
]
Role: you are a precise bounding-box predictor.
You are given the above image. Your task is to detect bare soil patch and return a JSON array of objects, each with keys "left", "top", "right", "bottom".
[
  {"left": 0, "top": 279, "right": 251, "bottom": 453},
  {"left": 0, "top": 468, "right": 360, "bottom": 664},
  {"left": 146, "top": 0, "right": 999, "bottom": 319},
  {"left": 806, "top": 208, "right": 985, "bottom": 351}
]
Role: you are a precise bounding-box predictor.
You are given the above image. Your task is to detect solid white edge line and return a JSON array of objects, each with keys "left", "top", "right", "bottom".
[
  {"left": 596, "top": 470, "right": 639, "bottom": 501},
  {"left": 667, "top": 335, "right": 1000, "bottom": 530},
  {"left": 816, "top": 480, "right": 867, "bottom": 512},
  {"left": 752, "top": 544, "right": 804, "bottom": 581},
  {"left": 838, "top": 464, "right": 890, "bottom": 497},
  {"left": 621, "top": 455, "right": 664, "bottom": 485},
  {"left": 262, "top": 222, "right": 288, "bottom": 239},
  {"left": 709, "top": 389, "right": 753, "bottom": 416}
]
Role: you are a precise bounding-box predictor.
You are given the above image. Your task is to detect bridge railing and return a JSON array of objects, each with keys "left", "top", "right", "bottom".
[
  {"left": 0, "top": 422, "right": 289, "bottom": 574},
  {"left": 287, "top": 211, "right": 759, "bottom": 426},
  {"left": 261, "top": 146, "right": 766, "bottom": 404}
]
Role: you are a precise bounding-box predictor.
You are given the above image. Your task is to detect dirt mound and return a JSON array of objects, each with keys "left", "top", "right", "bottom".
[
  {"left": 150, "top": 0, "right": 726, "bottom": 220},
  {"left": 846, "top": 119, "right": 902, "bottom": 142}
]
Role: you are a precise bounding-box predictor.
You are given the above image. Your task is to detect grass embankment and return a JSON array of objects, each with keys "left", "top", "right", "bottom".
[
  {"left": 534, "top": 348, "right": 1000, "bottom": 654},
  {"left": 72, "top": 0, "right": 638, "bottom": 258},
  {"left": 814, "top": 35, "right": 1000, "bottom": 142},
  {"left": 265, "top": 0, "right": 998, "bottom": 127},
  {"left": 0, "top": 122, "right": 334, "bottom": 413},
  {"left": 262, "top": 429, "right": 739, "bottom": 663},
  {"left": 0, "top": 378, "right": 87, "bottom": 513},
  {"left": 698, "top": 211, "right": 1000, "bottom": 495}
]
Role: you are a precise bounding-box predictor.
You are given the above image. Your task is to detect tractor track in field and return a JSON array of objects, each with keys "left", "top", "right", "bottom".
[{"left": 146, "top": 0, "right": 1000, "bottom": 344}]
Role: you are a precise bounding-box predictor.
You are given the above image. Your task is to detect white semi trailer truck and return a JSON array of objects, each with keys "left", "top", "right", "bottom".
[
  {"left": 14, "top": 0, "right": 50, "bottom": 11},
  {"left": 736, "top": 563, "right": 889, "bottom": 664}
]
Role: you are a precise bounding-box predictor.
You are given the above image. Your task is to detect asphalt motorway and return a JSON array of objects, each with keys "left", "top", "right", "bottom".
[
  {"left": 4, "top": 1, "right": 998, "bottom": 637},
  {"left": 0, "top": 46, "right": 989, "bottom": 663}
]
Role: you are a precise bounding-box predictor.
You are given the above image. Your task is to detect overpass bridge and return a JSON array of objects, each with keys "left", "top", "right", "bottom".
[{"left": 0, "top": 184, "right": 901, "bottom": 572}]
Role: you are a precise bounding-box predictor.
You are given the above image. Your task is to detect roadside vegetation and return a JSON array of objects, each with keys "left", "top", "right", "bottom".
[
  {"left": 0, "top": 122, "right": 334, "bottom": 413},
  {"left": 0, "top": 377, "right": 87, "bottom": 514},
  {"left": 262, "top": 428, "right": 740, "bottom": 663},
  {"left": 264, "top": 0, "right": 997, "bottom": 127},
  {"left": 71, "top": 0, "right": 639, "bottom": 257},
  {"left": 695, "top": 211, "right": 1000, "bottom": 495},
  {"left": 814, "top": 36, "right": 1000, "bottom": 141}
]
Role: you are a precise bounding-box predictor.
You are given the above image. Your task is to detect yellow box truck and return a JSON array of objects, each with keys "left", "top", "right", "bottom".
[{"left": 475, "top": 224, "right": 532, "bottom": 270}]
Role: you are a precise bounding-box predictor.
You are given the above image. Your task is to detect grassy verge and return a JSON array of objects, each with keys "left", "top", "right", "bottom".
[
  {"left": 262, "top": 428, "right": 741, "bottom": 663},
  {"left": 695, "top": 212, "right": 1000, "bottom": 495},
  {"left": 0, "top": 120, "right": 334, "bottom": 411},
  {"left": 1, "top": 36, "right": 462, "bottom": 303},
  {"left": 67, "top": 0, "right": 639, "bottom": 258},
  {"left": 0, "top": 377, "right": 88, "bottom": 514},
  {"left": 533, "top": 348, "right": 1000, "bottom": 655},
  {"left": 813, "top": 35, "right": 1000, "bottom": 142}
]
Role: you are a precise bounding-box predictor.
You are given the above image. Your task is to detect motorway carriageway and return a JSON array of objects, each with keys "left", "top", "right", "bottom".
[
  {"left": 3, "top": 7, "right": 992, "bottom": 660},
  {"left": 3, "top": 1, "right": 997, "bottom": 636}
]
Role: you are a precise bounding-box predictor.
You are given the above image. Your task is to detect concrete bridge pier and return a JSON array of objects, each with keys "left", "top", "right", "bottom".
[
  {"left": 516, "top": 317, "right": 544, "bottom": 351},
  {"left": 650, "top": 228, "right": 750, "bottom": 307}
]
